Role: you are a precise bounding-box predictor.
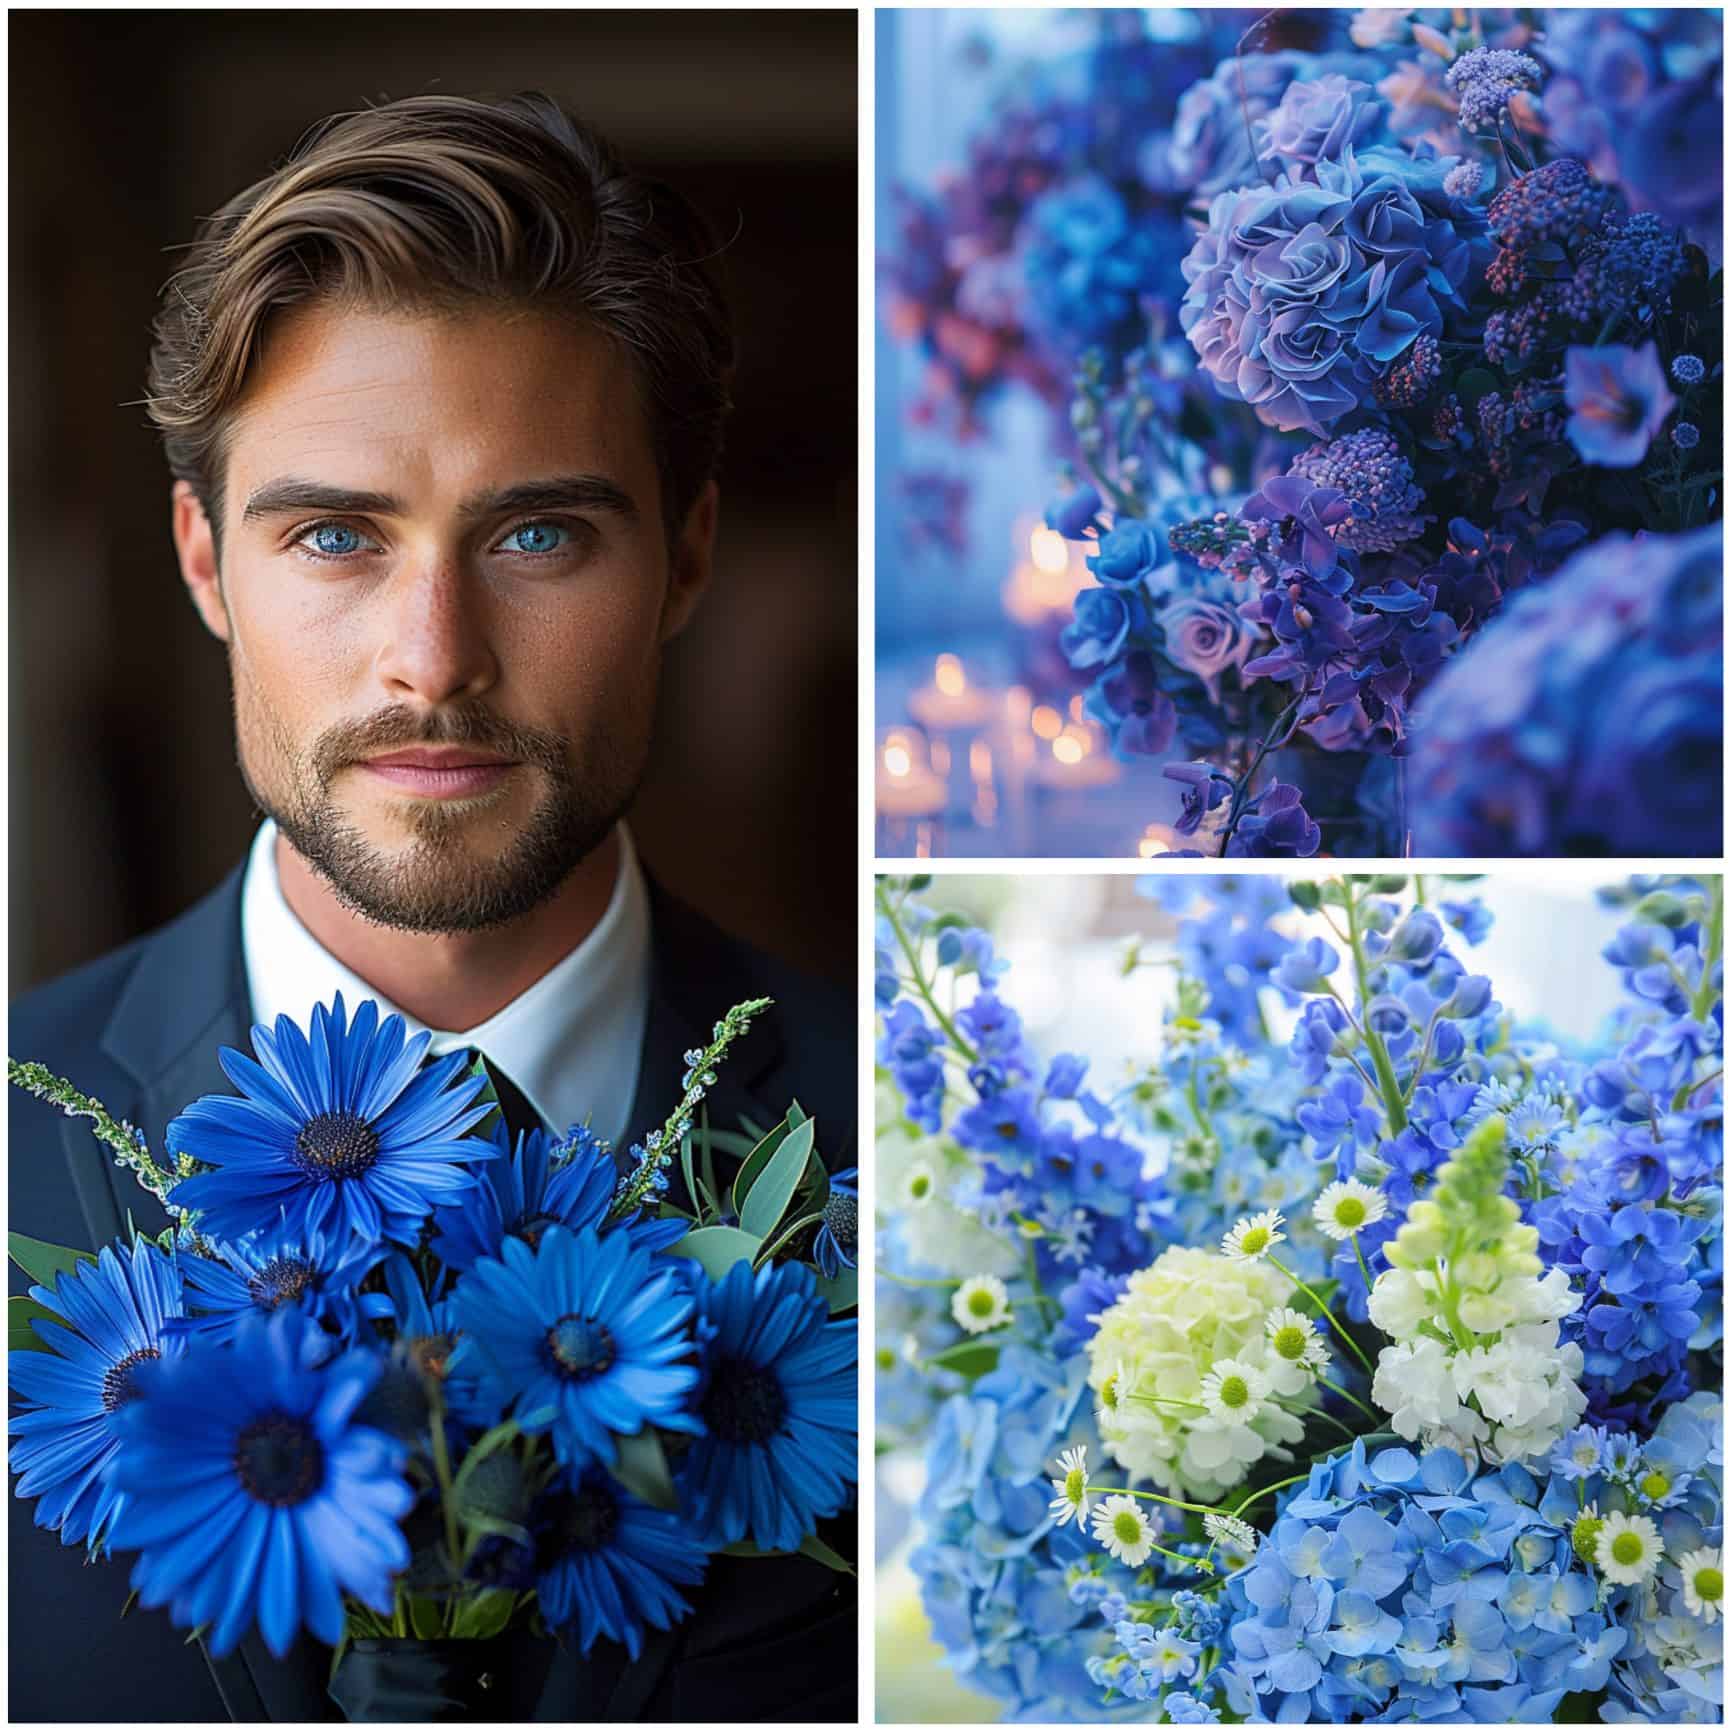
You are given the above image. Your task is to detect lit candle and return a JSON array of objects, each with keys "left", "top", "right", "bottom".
[
  {"left": 875, "top": 728, "right": 946, "bottom": 818},
  {"left": 908, "top": 653, "right": 998, "bottom": 732},
  {"left": 1032, "top": 722, "right": 1121, "bottom": 791},
  {"left": 1002, "top": 523, "right": 1091, "bottom": 627}
]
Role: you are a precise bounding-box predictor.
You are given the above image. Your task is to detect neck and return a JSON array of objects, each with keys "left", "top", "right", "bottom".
[{"left": 273, "top": 827, "right": 624, "bottom": 1032}]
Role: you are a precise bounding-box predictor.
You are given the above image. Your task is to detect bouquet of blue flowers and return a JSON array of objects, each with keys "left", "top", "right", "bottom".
[
  {"left": 876, "top": 872, "right": 1722, "bottom": 1722},
  {"left": 9, "top": 993, "right": 857, "bottom": 1709}
]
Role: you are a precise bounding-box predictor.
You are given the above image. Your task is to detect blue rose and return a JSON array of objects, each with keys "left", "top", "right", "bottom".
[
  {"left": 1087, "top": 519, "right": 1168, "bottom": 589},
  {"left": 1060, "top": 587, "right": 1146, "bottom": 670}
]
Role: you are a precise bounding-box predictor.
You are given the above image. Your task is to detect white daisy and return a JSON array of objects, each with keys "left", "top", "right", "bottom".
[
  {"left": 1312, "top": 1180, "right": 1388, "bottom": 1241},
  {"left": 1264, "top": 1306, "right": 1329, "bottom": 1373},
  {"left": 904, "top": 1161, "right": 937, "bottom": 1206},
  {"left": 951, "top": 1273, "right": 1012, "bottom": 1335},
  {"left": 1595, "top": 1510, "right": 1664, "bottom": 1586},
  {"left": 1203, "top": 1511, "right": 1259, "bottom": 1557},
  {"left": 1221, "top": 1208, "right": 1286, "bottom": 1262},
  {"left": 1091, "top": 1493, "right": 1157, "bottom": 1567},
  {"left": 1679, "top": 1546, "right": 1723, "bottom": 1622},
  {"left": 1199, "top": 1357, "right": 1269, "bottom": 1423},
  {"left": 1094, "top": 1358, "right": 1127, "bottom": 1430},
  {"left": 1048, "top": 1445, "right": 1091, "bottom": 1528}
]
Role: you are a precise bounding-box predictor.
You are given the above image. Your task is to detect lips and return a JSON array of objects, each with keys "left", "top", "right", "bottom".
[{"left": 360, "top": 750, "right": 517, "bottom": 798}]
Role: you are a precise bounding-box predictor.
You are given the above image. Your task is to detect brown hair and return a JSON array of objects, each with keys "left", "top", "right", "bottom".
[{"left": 145, "top": 92, "right": 734, "bottom": 547}]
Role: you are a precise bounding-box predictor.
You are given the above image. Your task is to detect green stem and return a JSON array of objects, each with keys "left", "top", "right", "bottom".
[
  {"left": 1081, "top": 1483, "right": 1220, "bottom": 1517},
  {"left": 1691, "top": 879, "right": 1724, "bottom": 1024},
  {"left": 1230, "top": 1472, "right": 1310, "bottom": 1518},
  {"left": 1675, "top": 1068, "right": 1723, "bottom": 1111},
  {"left": 1350, "top": 1232, "right": 1376, "bottom": 1296},
  {"left": 427, "top": 1387, "right": 464, "bottom": 1632},
  {"left": 1317, "top": 1374, "right": 1381, "bottom": 1424},
  {"left": 1344, "top": 887, "right": 1408, "bottom": 1134},
  {"left": 878, "top": 888, "right": 980, "bottom": 1065},
  {"left": 876, "top": 1268, "right": 961, "bottom": 1290},
  {"left": 1269, "top": 1255, "right": 1375, "bottom": 1374}
]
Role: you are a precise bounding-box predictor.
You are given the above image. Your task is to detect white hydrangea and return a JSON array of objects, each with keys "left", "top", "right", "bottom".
[
  {"left": 1372, "top": 1337, "right": 1488, "bottom": 1454},
  {"left": 1087, "top": 1246, "right": 1308, "bottom": 1501},
  {"left": 875, "top": 1121, "right": 1020, "bottom": 1280}
]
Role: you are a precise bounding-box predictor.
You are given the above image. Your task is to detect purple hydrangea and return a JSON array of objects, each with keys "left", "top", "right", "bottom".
[
  {"left": 1408, "top": 524, "right": 1722, "bottom": 856},
  {"left": 1446, "top": 45, "right": 1545, "bottom": 132},
  {"left": 1256, "top": 74, "right": 1385, "bottom": 171}
]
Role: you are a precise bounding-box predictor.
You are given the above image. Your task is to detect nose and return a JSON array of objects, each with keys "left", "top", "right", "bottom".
[{"left": 371, "top": 555, "right": 499, "bottom": 708}]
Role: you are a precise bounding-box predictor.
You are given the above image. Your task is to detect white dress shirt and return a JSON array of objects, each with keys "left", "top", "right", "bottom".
[{"left": 239, "top": 818, "right": 652, "bottom": 1149}]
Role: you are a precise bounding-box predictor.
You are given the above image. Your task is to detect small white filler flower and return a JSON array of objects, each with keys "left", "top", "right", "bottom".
[{"left": 951, "top": 1273, "right": 1012, "bottom": 1335}]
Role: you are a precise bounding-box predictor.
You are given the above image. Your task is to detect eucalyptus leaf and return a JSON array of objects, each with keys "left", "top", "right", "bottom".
[
  {"left": 671, "top": 1225, "right": 762, "bottom": 1280},
  {"left": 923, "top": 1338, "right": 1000, "bottom": 1379},
  {"left": 450, "top": 1589, "right": 516, "bottom": 1641},
  {"left": 812, "top": 1265, "right": 858, "bottom": 1315},
  {"left": 797, "top": 1533, "right": 856, "bottom": 1575},
  {"left": 739, "top": 1119, "right": 817, "bottom": 1240},
  {"left": 610, "top": 1428, "right": 676, "bottom": 1511},
  {"left": 730, "top": 1115, "right": 797, "bottom": 1220},
  {"left": 8, "top": 1232, "right": 96, "bottom": 1291},
  {"left": 755, "top": 1209, "right": 825, "bottom": 1268}
]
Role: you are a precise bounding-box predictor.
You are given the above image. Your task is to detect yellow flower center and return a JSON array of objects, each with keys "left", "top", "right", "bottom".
[
  {"left": 1101, "top": 1374, "right": 1120, "bottom": 1412},
  {"left": 1064, "top": 1468, "right": 1085, "bottom": 1504},
  {"left": 1240, "top": 1226, "right": 1269, "bottom": 1256},
  {"left": 875, "top": 1347, "right": 896, "bottom": 1371},
  {"left": 1333, "top": 1196, "right": 1367, "bottom": 1229},
  {"left": 1640, "top": 1471, "right": 1670, "bottom": 1502},
  {"left": 1219, "top": 1375, "right": 1250, "bottom": 1410},
  {"left": 966, "top": 1287, "right": 996, "bottom": 1318},
  {"left": 1695, "top": 1567, "right": 1724, "bottom": 1602},
  {"left": 909, "top": 1173, "right": 931, "bottom": 1200},
  {"left": 1113, "top": 1510, "right": 1142, "bottom": 1546},
  {"left": 1610, "top": 1533, "right": 1644, "bottom": 1567},
  {"left": 1272, "top": 1324, "right": 1307, "bottom": 1361}
]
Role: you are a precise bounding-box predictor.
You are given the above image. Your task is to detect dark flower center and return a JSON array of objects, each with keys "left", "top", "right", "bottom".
[
  {"left": 700, "top": 1355, "right": 789, "bottom": 1444},
  {"left": 234, "top": 1412, "right": 326, "bottom": 1506},
  {"left": 510, "top": 1211, "right": 563, "bottom": 1252},
  {"left": 247, "top": 1255, "right": 317, "bottom": 1311},
  {"left": 294, "top": 1110, "right": 380, "bottom": 1179},
  {"left": 539, "top": 1479, "right": 620, "bottom": 1563},
  {"left": 821, "top": 1190, "right": 857, "bottom": 1252},
  {"left": 101, "top": 1347, "right": 160, "bottom": 1413},
  {"left": 545, "top": 1314, "right": 615, "bottom": 1380},
  {"left": 408, "top": 1332, "right": 457, "bottom": 1381}
]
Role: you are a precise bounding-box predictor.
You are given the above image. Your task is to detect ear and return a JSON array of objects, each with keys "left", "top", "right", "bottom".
[
  {"left": 172, "top": 480, "right": 230, "bottom": 642},
  {"left": 659, "top": 479, "right": 718, "bottom": 643}
]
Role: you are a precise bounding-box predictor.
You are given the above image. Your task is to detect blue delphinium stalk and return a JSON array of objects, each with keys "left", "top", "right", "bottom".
[
  {"left": 9, "top": 1237, "right": 186, "bottom": 1549},
  {"left": 166, "top": 994, "right": 494, "bottom": 1246},
  {"left": 530, "top": 1465, "right": 709, "bottom": 1658},
  {"left": 104, "top": 1309, "right": 413, "bottom": 1659},
  {"left": 448, "top": 1225, "right": 699, "bottom": 1469},
  {"left": 679, "top": 1259, "right": 856, "bottom": 1552}
]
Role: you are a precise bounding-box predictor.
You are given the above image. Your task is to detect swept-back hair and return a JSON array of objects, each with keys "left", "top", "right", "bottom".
[{"left": 145, "top": 92, "right": 734, "bottom": 545}]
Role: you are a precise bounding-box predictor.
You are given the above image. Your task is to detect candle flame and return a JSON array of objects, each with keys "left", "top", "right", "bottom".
[
  {"left": 884, "top": 741, "right": 912, "bottom": 778},
  {"left": 1138, "top": 836, "right": 1171, "bottom": 858},
  {"left": 935, "top": 654, "right": 966, "bottom": 697},
  {"left": 1031, "top": 705, "right": 1063, "bottom": 741},
  {"left": 1029, "top": 526, "right": 1069, "bottom": 573},
  {"left": 1052, "top": 732, "right": 1085, "bottom": 766}
]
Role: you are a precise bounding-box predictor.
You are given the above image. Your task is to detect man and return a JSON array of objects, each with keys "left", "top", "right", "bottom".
[{"left": 9, "top": 93, "right": 855, "bottom": 1722}]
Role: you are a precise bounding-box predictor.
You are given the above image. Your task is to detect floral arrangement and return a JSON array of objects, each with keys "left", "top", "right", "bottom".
[
  {"left": 875, "top": 871, "right": 1723, "bottom": 1721},
  {"left": 885, "top": 9, "right": 1723, "bottom": 855},
  {"left": 9, "top": 994, "right": 856, "bottom": 1694}
]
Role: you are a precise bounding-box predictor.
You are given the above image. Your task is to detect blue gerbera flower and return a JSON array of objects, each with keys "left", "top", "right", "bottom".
[
  {"left": 167, "top": 993, "right": 495, "bottom": 1247},
  {"left": 812, "top": 1168, "right": 858, "bottom": 1279},
  {"left": 172, "top": 1219, "right": 391, "bottom": 1348},
  {"left": 679, "top": 1259, "right": 856, "bottom": 1552},
  {"left": 431, "top": 1122, "right": 685, "bottom": 1271},
  {"left": 447, "top": 1226, "right": 699, "bottom": 1467},
  {"left": 531, "top": 1465, "right": 708, "bottom": 1658},
  {"left": 351, "top": 1254, "right": 483, "bottom": 1441},
  {"left": 9, "top": 1237, "right": 186, "bottom": 1548},
  {"left": 105, "top": 1309, "right": 413, "bottom": 1659}
]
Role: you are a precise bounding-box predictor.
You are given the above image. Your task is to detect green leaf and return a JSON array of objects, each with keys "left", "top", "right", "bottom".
[
  {"left": 923, "top": 1338, "right": 1001, "bottom": 1379},
  {"left": 755, "top": 1209, "right": 825, "bottom": 1268},
  {"left": 679, "top": 1127, "right": 703, "bottom": 1221},
  {"left": 1287, "top": 880, "right": 1322, "bottom": 912},
  {"left": 408, "top": 1594, "right": 444, "bottom": 1640},
  {"left": 798, "top": 1533, "right": 856, "bottom": 1576},
  {"left": 1367, "top": 875, "right": 1409, "bottom": 894},
  {"left": 610, "top": 1428, "right": 676, "bottom": 1511},
  {"left": 449, "top": 1589, "right": 516, "bottom": 1641},
  {"left": 700, "top": 1128, "right": 762, "bottom": 1160},
  {"left": 8, "top": 1232, "right": 96, "bottom": 1291},
  {"left": 739, "top": 1119, "right": 817, "bottom": 1240},
  {"left": 812, "top": 1265, "right": 858, "bottom": 1314},
  {"left": 9, "top": 1293, "right": 59, "bottom": 1353},
  {"left": 1633, "top": 891, "right": 1691, "bottom": 929},
  {"left": 671, "top": 1225, "right": 762, "bottom": 1281},
  {"left": 1456, "top": 367, "right": 1498, "bottom": 409},
  {"left": 730, "top": 1114, "right": 798, "bottom": 1220}
]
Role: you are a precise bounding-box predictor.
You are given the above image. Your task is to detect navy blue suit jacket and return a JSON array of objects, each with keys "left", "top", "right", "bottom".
[{"left": 8, "top": 864, "right": 857, "bottom": 1722}]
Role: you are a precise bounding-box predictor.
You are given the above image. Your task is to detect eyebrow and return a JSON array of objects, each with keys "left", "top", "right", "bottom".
[{"left": 240, "top": 473, "right": 639, "bottom": 525}]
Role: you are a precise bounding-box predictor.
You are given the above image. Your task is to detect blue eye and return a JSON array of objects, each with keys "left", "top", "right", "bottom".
[
  {"left": 503, "top": 522, "right": 570, "bottom": 555},
  {"left": 300, "top": 522, "right": 371, "bottom": 558}
]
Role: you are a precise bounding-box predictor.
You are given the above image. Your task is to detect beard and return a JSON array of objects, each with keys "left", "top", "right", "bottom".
[{"left": 232, "top": 681, "right": 649, "bottom": 935}]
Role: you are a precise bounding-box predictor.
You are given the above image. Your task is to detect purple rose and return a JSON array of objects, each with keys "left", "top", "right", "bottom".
[
  {"left": 1158, "top": 593, "right": 1256, "bottom": 703},
  {"left": 1257, "top": 75, "right": 1383, "bottom": 170}
]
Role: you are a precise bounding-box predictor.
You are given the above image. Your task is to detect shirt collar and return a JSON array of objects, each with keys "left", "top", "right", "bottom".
[{"left": 238, "top": 818, "right": 652, "bottom": 1149}]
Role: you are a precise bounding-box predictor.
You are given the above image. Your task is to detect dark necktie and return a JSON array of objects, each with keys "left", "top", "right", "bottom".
[{"left": 457, "top": 1047, "right": 546, "bottom": 1146}]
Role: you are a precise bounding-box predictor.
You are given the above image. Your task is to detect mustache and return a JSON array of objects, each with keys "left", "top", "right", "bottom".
[{"left": 311, "top": 705, "right": 571, "bottom": 782}]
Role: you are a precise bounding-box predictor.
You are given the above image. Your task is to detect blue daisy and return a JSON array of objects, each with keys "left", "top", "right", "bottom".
[
  {"left": 531, "top": 1465, "right": 708, "bottom": 1658},
  {"left": 431, "top": 1122, "right": 688, "bottom": 1272},
  {"left": 679, "top": 1259, "right": 856, "bottom": 1552},
  {"left": 9, "top": 1237, "right": 186, "bottom": 1548},
  {"left": 812, "top": 1167, "right": 858, "bottom": 1279},
  {"left": 105, "top": 1309, "right": 413, "bottom": 1659},
  {"left": 353, "top": 1254, "right": 485, "bottom": 1438},
  {"left": 447, "top": 1226, "right": 699, "bottom": 1467},
  {"left": 167, "top": 993, "right": 495, "bottom": 1247},
  {"left": 172, "top": 1219, "right": 392, "bottom": 1348}
]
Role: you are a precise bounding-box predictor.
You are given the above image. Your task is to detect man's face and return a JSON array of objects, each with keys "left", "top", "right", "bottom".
[{"left": 173, "top": 302, "right": 712, "bottom": 933}]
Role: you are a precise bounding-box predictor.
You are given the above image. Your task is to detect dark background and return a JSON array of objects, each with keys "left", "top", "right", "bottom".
[{"left": 9, "top": 8, "right": 857, "bottom": 996}]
